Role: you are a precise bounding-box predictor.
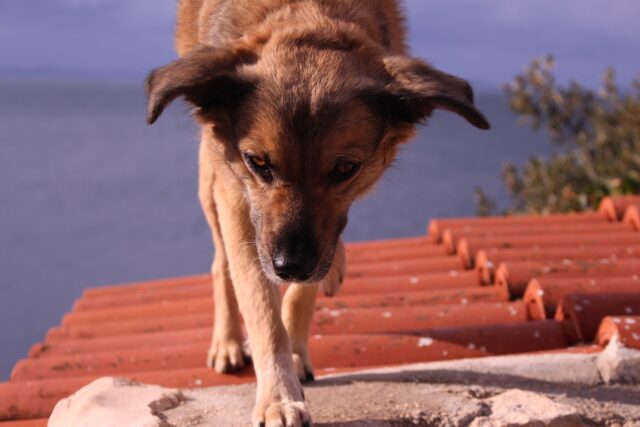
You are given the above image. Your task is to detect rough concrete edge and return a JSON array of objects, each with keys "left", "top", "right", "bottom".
[
  {"left": 316, "top": 343, "right": 639, "bottom": 387},
  {"left": 48, "top": 377, "right": 186, "bottom": 427},
  {"left": 597, "top": 335, "right": 640, "bottom": 384}
]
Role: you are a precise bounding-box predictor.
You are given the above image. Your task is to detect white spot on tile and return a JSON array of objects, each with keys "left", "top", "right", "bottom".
[
  {"left": 467, "top": 343, "right": 476, "bottom": 350},
  {"left": 314, "top": 334, "right": 323, "bottom": 339},
  {"left": 480, "top": 346, "right": 487, "bottom": 352},
  {"left": 382, "top": 311, "right": 392, "bottom": 318},
  {"left": 562, "top": 258, "right": 572, "bottom": 265},
  {"left": 449, "top": 270, "right": 459, "bottom": 277},
  {"left": 329, "top": 309, "right": 343, "bottom": 317},
  {"left": 410, "top": 276, "right": 419, "bottom": 284},
  {"left": 534, "top": 330, "right": 541, "bottom": 338},
  {"left": 194, "top": 379, "right": 203, "bottom": 386},
  {"left": 418, "top": 337, "right": 434, "bottom": 347},
  {"left": 632, "top": 333, "right": 640, "bottom": 341},
  {"left": 613, "top": 318, "right": 622, "bottom": 324},
  {"left": 460, "top": 298, "right": 469, "bottom": 305},
  {"left": 574, "top": 304, "right": 583, "bottom": 312},
  {"left": 442, "top": 350, "right": 449, "bottom": 356},
  {"left": 486, "top": 261, "right": 494, "bottom": 269},
  {"left": 626, "top": 318, "right": 637, "bottom": 325},
  {"left": 625, "top": 307, "right": 634, "bottom": 314},
  {"left": 537, "top": 289, "right": 545, "bottom": 297}
]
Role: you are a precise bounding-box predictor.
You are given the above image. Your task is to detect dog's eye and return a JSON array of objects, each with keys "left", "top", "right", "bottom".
[
  {"left": 250, "top": 156, "right": 267, "bottom": 168},
  {"left": 244, "top": 154, "right": 273, "bottom": 183},
  {"left": 331, "top": 159, "right": 361, "bottom": 184}
]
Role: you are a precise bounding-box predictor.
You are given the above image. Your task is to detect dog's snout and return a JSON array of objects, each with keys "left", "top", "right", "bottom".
[{"left": 271, "top": 227, "right": 318, "bottom": 282}]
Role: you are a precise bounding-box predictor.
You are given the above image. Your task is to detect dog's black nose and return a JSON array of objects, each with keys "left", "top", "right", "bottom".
[
  {"left": 271, "top": 226, "right": 318, "bottom": 282},
  {"left": 272, "top": 254, "right": 312, "bottom": 281}
]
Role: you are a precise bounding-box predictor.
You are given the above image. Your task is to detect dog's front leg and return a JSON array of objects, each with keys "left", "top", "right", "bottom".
[
  {"left": 282, "top": 283, "right": 318, "bottom": 383},
  {"left": 214, "top": 182, "right": 310, "bottom": 427},
  {"left": 282, "top": 242, "right": 345, "bottom": 383},
  {"left": 199, "top": 142, "right": 247, "bottom": 373}
]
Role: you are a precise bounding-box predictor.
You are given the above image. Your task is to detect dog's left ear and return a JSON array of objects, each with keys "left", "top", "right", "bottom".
[{"left": 367, "top": 56, "right": 490, "bottom": 130}]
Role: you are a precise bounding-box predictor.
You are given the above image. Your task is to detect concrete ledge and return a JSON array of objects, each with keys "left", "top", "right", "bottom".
[{"left": 50, "top": 341, "right": 640, "bottom": 426}]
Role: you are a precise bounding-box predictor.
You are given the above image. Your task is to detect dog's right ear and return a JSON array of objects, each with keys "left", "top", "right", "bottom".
[{"left": 145, "top": 44, "right": 259, "bottom": 124}]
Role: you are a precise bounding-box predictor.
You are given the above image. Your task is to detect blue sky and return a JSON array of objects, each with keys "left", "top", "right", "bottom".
[{"left": 1, "top": 0, "right": 639, "bottom": 87}]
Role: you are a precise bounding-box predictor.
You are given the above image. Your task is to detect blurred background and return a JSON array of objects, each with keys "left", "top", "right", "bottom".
[{"left": 1, "top": 0, "right": 638, "bottom": 379}]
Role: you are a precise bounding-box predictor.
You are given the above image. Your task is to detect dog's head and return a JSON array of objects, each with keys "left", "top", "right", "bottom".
[{"left": 145, "top": 29, "right": 489, "bottom": 284}]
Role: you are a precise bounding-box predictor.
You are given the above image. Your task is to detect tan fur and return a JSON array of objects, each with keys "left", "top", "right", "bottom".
[{"left": 146, "top": 1, "right": 489, "bottom": 425}]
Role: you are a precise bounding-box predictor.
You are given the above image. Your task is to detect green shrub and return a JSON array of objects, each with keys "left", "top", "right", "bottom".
[{"left": 477, "top": 56, "right": 640, "bottom": 215}]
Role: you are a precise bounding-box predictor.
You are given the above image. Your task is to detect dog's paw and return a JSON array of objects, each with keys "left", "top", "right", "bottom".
[
  {"left": 292, "top": 352, "right": 315, "bottom": 383},
  {"left": 206, "top": 337, "right": 250, "bottom": 373},
  {"left": 319, "top": 243, "right": 345, "bottom": 297},
  {"left": 252, "top": 399, "right": 311, "bottom": 427}
]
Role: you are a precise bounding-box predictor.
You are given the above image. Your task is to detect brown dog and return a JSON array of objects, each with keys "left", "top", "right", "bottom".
[{"left": 145, "top": 1, "right": 489, "bottom": 425}]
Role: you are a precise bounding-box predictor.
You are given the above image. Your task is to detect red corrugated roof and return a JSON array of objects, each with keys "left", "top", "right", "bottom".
[{"left": 2, "top": 195, "right": 640, "bottom": 426}]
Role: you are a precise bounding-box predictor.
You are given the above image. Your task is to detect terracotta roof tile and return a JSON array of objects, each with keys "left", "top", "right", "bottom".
[
  {"left": 475, "top": 245, "right": 640, "bottom": 284},
  {"left": 73, "top": 285, "right": 213, "bottom": 311},
  {"left": 623, "top": 203, "right": 640, "bottom": 231},
  {"left": 346, "top": 236, "right": 434, "bottom": 250},
  {"left": 346, "top": 244, "right": 447, "bottom": 262},
  {"left": 346, "top": 256, "right": 466, "bottom": 277},
  {"left": 458, "top": 231, "right": 640, "bottom": 267},
  {"left": 495, "top": 259, "right": 640, "bottom": 298},
  {"left": 2, "top": 196, "right": 640, "bottom": 423},
  {"left": 311, "top": 301, "right": 530, "bottom": 335},
  {"left": 428, "top": 212, "right": 607, "bottom": 241},
  {"left": 523, "top": 277, "right": 640, "bottom": 320},
  {"left": 81, "top": 274, "right": 211, "bottom": 299},
  {"left": 598, "top": 195, "right": 640, "bottom": 221},
  {"left": 31, "top": 328, "right": 213, "bottom": 359},
  {"left": 596, "top": 316, "right": 640, "bottom": 349},
  {"left": 46, "top": 312, "right": 214, "bottom": 340},
  {"left": 555, "top": 293, "right": 640, "bottom": 343},
  {"left": 331, "top": 271, "right": 481, "bottom": 295},
  {"left": 313, "top": 287, "right": 508, "bottom": 310},
  {"left": 442, "top": 221, "right": 634, "bottom": 256}
]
